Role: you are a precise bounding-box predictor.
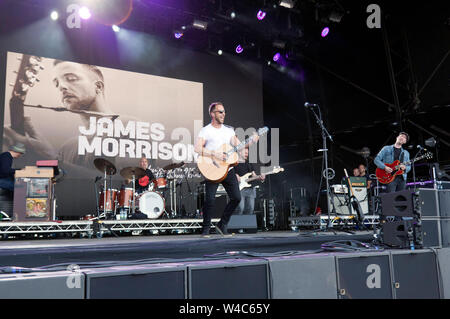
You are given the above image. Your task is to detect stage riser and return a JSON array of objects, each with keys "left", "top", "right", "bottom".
[{"left": 0, "top": 249, "right": 448, "bottom": 299}]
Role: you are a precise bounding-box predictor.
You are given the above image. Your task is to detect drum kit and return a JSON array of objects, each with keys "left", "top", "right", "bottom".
[{"left": 94, "top": 158, "right": 185, "bottom": 220}]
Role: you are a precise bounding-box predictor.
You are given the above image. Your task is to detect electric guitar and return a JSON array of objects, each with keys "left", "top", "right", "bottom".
[
  {"left": 197, "top": 127, "right": 269, "bottom": 182},
  {"left": 238, "top": 166, "right": 284, "bottom": 190},
  {"left": 9, "top": 54, "right": 43, "bottom": 136},
  {"left": 375, "top": 152, "right": 433, "bottom": 184},
  {"left": 343, "top": 168, "right": 363, "bottom": 222}
]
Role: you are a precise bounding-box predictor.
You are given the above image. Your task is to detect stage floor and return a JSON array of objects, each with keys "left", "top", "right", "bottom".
[{"left": 0, "top": 229, "right": 374, "bottom": 269}]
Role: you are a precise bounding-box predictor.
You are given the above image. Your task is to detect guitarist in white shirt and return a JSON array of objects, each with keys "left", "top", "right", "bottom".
[
  {"left": 235, "top": 146, "right": 265, "bottom": 215},
  {"left": 194, "top": 102, "right": 259, "bottom": 236}
]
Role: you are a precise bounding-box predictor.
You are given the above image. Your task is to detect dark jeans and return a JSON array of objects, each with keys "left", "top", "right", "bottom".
[
  {"left": 202, "top": 169, "right": 241, "bottom": 229},
  {"left": 387, "top": 176, "right": 406, "bottom": 193},
  {"left": 0, "top": 178, "right": 14, "bottom": 192}
]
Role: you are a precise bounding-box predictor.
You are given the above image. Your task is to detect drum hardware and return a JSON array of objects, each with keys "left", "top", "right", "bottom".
[
  {"left": 93, "top": 158, "right": 117, "bottom": 218},
  {"left": 163, "top": 161, "right": 185, "bottom": 171},
  {"left": 120, "top": 166, "right": 146, "bottom": 216}
]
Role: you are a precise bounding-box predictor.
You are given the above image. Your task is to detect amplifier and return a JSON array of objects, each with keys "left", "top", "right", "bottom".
[{"left": 351, "top": 187, "right": 369, "bottom": 215}]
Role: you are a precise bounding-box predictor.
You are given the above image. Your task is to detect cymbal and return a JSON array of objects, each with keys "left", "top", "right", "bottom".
[
  {"left": 163, "top": 161, "right": 185, "bottom": 170},
  {"left": 94, "top": 158, "right": 116, "bottom": 175},
  {"left": 120, "top": 166, "right": 146, "bottom": 179}
]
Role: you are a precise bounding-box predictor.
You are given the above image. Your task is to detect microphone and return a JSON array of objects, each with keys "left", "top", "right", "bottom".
[
  {"left": 304, "top": 102, "right": 319, "bottom": 108},
  {"left": 417, "top": 145, "right": 427, "bottom": 151}
]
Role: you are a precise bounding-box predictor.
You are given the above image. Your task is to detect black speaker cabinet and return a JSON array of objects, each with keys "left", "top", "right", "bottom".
[
  {"left": 439, "top": 190, "right": 450, "bottom": 217},
  {"left": 84, "top": 264, "right": 187, "bottom": 299},
  {"left": 0, "top": 271, "right": 85, "bottom": 299},
  {"left": 390, "top": 250, "right": 440, "bottom": 299},
  {"left": 417, "top": 188, "right": 440, "bottom": 217},
  {"left": 227, "top": 214, "right": 257, "bottom": 233},
  {"left": 380, "top": 189, "right": 415, "bottom": 217},
  {"left": 335, "top": 252, "right": 393, "bottom": 299},
  {"left": 421, "top": 218, "right": 450, "bottom": 248},
  {"left": 188, "top": 259, "right": 269, "bottom": 299}
]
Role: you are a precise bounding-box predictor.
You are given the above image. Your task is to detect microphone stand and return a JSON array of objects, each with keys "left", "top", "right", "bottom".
[
  {"left": 412, "top": 148, "right": 424, "bottom": 192},
  {"left": 307, "top": 104, "right": 336, "bottom": 232}
]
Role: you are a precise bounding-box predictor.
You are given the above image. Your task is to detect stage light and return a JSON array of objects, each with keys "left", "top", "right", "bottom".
[
  {"left": 273, "top": 52, "right": 281, "bottom": 62},
  {"left": 174, "top": 31, "right": 184, "bottom": 39},
  {"left": 230, "top": 11, "right": 236, "bottom": 19},
  {"left": 218, "top": 49, "right": 223, "bottom": 55},
  {"left": 257, "top": 10, "right": 267, "bottom": 20},
  {"left": 279, "top": 0, "right": 295, "bottom": 9},
  {"left": 321, "top": 27, "right": 329, "bottom": 37},
  {"left": 193, "top": 19, "right": 208, "bottom": 30},
  {"left": 235, "top": 45, "right": 243, "bottom": 54},
  {"left": 50, "top": 11, "right": 59, "bottom": 21},
  {"left": 79, "top": 6, "right": 91, "bottom": 20},
  {"left": 112, "top": 25, "right": 120, "bottom": 32}
]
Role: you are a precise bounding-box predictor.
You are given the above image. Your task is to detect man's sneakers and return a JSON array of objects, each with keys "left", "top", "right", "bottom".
[
  {"left": 201, "top": 226, "right": 211, "bottom": 238},
  {"left": 201, "top": 223, "right": 234, "bottom": 237}
]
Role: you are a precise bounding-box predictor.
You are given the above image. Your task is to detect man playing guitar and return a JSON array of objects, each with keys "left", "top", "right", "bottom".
[
  {"left": 374, "top": 132, "right": 411, "bottom": 193},
  {"left": 194, "top": 102, "right": 258, "bottom": 236},
  {"left": 235, "top": 146, "right": 265, "bottom": 216}
]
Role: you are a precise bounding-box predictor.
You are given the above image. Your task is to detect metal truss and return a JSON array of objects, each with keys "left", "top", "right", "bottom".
[
  {"left": 289, "top": 215, "right": 380, "bottom": 229},
  {"left": 0, "top": 218, "right": 220, "bottom": 237},
  {"left": 0, "top": 221, "right": 92, "bottom": 235}
]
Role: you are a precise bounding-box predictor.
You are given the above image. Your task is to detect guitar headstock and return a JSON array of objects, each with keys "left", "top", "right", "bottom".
[
  {"left": 12, "top": 55, "right": 44, "bottom": 101},
  {"left": 257, "top": 126, "right": 269, "bottom": 137},
  {"left": 273, "top": 166, "right": 284, "bottom": 173}
]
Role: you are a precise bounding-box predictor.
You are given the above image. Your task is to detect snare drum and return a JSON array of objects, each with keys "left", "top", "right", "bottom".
[
  {"left": 136, "top": 191, "right": 165, "bottom": 219},
  {"left": 99, "top": 189, "right": 117, "bottom": 212},
  {"left": 118, "top": 188, "right": 134, "bottom": 208},
  {"left": 154, "top": 177, "right": 167, "bottom": 189}
]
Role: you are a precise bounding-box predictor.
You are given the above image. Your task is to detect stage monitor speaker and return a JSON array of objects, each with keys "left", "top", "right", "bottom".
[
  {"left": 188, "top": 259, "right": 269, "bottom": 299},
  {"left": 336, "top": 252, "right": 393, "bottom": 299},
  {"left": 417, "top": 188, "right": 439, "bottom": 217},
  {"left": 84, "top": 264, "right": 187, "bottom": 299},
  {"left": 380, "top": 189, "right": 415, "bottom": 217},
  {"left": 0, "top": 271, "right": 85, "bottom": 299},
  {"left": 381, "top": 220, "right": 422, "bottom": 248},
  {"left": 390, "top": 250, "right": 440, "bottom": 299},
  {"left": 436, "top": 247, "right": 450, "bottom": 298},
  {"left": 421, "top": 218, "right": 450, "bottom": 248},
  {"left": 227, "top": 214, "right": 257, "bottom": 233},
  {"left": 439, "top": 190, "right": 450, "bottom": 217},
  {"left": 268, "top": 255, "right": 337, "bottom": 299}
]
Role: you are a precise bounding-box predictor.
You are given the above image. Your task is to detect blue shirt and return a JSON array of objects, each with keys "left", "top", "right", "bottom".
[
  {"left": 374, "top": 145, "right": 411, "bottom": 180},
  {"left": 0, "top": 152, "right": 16, "bottom": 179}
]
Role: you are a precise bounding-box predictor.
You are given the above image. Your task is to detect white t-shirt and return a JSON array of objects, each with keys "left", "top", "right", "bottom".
[{"left": 197, "top": 124, "right": 235, "bottom": 151}]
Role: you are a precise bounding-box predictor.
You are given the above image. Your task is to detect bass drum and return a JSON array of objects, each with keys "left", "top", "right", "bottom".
[{"left": 136, "top": 191, "right": 165, "bottom": 219}]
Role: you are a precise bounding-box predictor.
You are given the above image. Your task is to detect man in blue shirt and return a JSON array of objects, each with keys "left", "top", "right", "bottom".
[
  {"left": 374, "top": 132, "right": 411, "bottom": 193},
  {"left": 0, "top": 143, "right": 26, "bottom": 192}
]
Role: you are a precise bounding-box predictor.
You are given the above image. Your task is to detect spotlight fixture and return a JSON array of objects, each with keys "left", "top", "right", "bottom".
[
  {"left": 230, "top": 11, "right": 236, "bottom": 19},
  {"left": 193, "top": 19, "right": 208, "bottom": 30},
  {"left": 79, "top": 6, "right": 91, "bottom": 20},
  {"left": 273, "top": 53, "right": 281, "bottom": 62},
  {"left": 321, "top": 27, "right": 330, "bottom": 37},
  {"left": 235, "top": 45, "right": 244, "bottom": 54},
  {"left": 174, "top": 31, "right": 184, "bottom": 39},
  {"left": 112, "top": 25, "right": 120, "bottom": 32},
  {"left": 50, "top": 10, "right": 59, "bottom": 21},
  {"left": 279, "top": 0, "right": 295, "bottom": 9},
  {"left": 257, "top": 10, "right": 267, "bottom": 20},
  {"left": 218, "top": 49, "right": 223, "bottom": 55}
]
